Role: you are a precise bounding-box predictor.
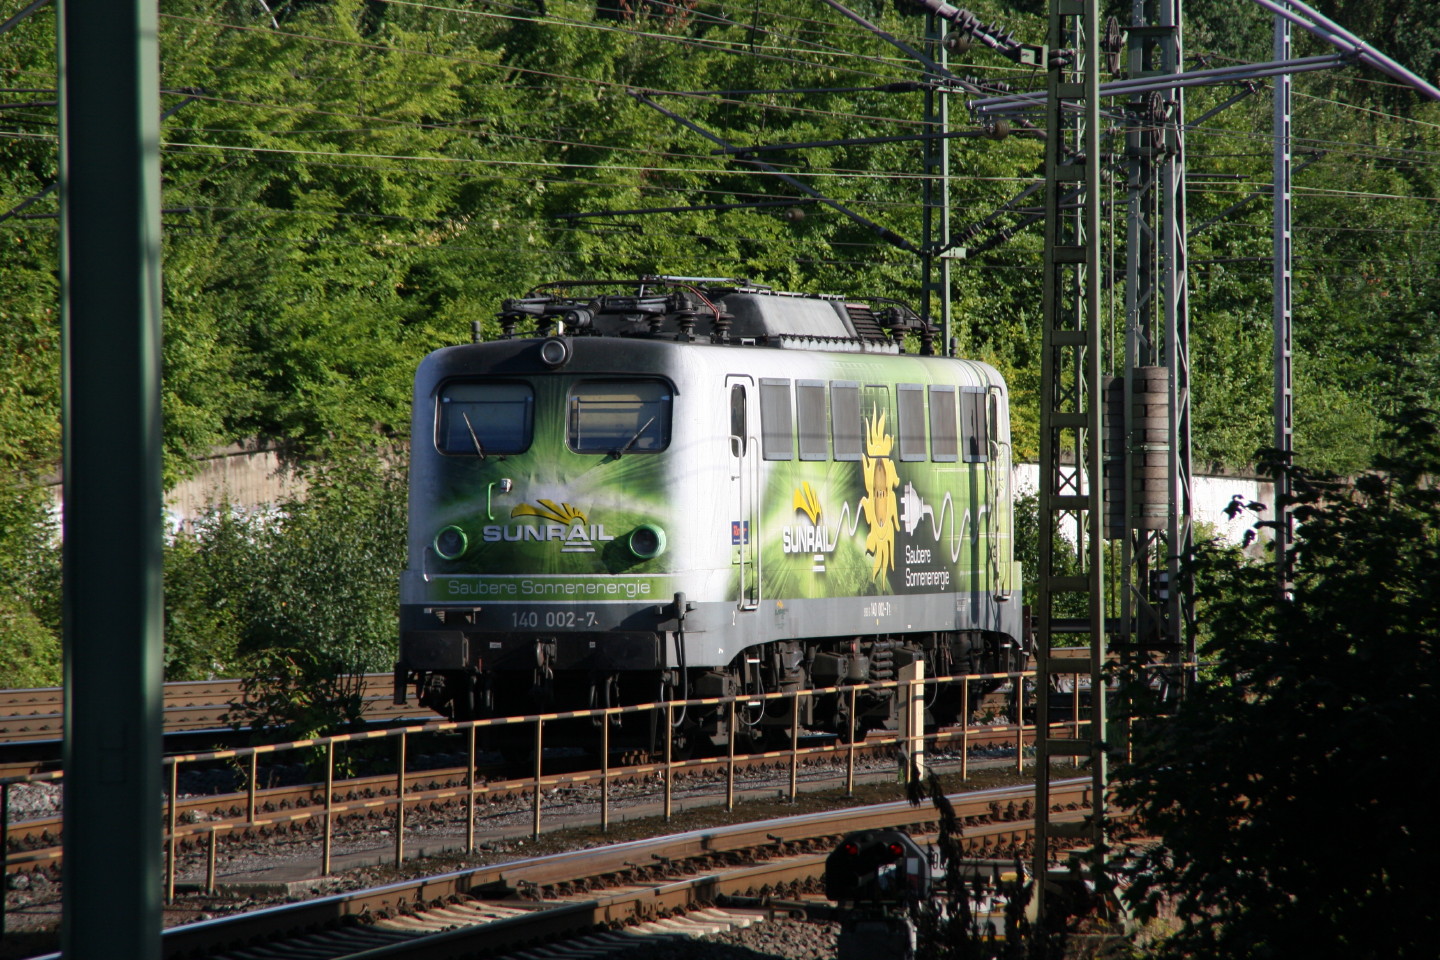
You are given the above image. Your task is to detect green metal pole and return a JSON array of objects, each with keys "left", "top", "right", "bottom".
[{"left": 57, "top": 1, "right": 164, "bottom": 957}]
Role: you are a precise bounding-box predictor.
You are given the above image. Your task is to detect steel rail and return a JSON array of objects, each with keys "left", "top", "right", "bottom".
[
  {"left": 5, "top": 661, "right": 1183, "bottom": 881},
  {"left": 2, "top": 718, "right": 1072, "bottom": 872},
  {"left": 109, "top": 778, "right": 1091, "bottom": 960},
  {"left": 0, "top": 673, "right": 429, "bottom": 743}
]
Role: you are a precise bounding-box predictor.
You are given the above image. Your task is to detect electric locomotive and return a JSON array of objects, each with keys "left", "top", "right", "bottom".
[{"left": 394, "top": 277, "right": 1025, "bottom": 748}]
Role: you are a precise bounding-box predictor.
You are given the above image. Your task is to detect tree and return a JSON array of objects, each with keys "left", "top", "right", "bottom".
[
  {"left": 4, "top": 0, "right": 1440, "bottom": 686},
  {"left": 0, "top": 595, "right": 61, "bottom": 689},
  {"left": 166, "top": 449, "right": 407, "bottom": 733},
  {"left": 0, "top": 475, "right": 61, "bottom": 687},
  {"left": 1111, "top": 374, "right": 1440, "bottom": 957}
]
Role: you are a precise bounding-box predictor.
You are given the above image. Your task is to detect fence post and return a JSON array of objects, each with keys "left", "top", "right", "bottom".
[
  {"left": 467, "top": 724, "right": 477, "bottom": 853},
  {"left": 726, "top": 698, "right": 737, "bottom": 812},
  {"left": 600, "top": 713, "right": 610, "bottom": 832},
  {"left": 846, "top": 686, "right": 857, "bottom": 796},
  {"left": 899, "top": 661, "right": 926, "bottom": 783},
  {"left": 663, "top": 702, "right": 673, "bottom": 822},
  {"left": 205, "top": 826, "right": 217, "bottom": 895},
  {"left": 246, "top": 752, "right": 258, "bottom": 827},
  {"left": 532, "top": 717, "right": 544, "bottom": 839},
  {"left": 788, "top": 692, "right": 799, "bottom": 801},
  {"left": 395, "top": 731, "right": 407, "bottom": 867},
  {"left": 1015, "top": 675, "right": 1025, "bottom": 773},
  {"left": 961, "top": 678, "right": 970, "bottom": 781},
  {"left": 323, "top": 741, "right": 334, "bottom": 877},
  {"left": 165, "top": 760, "right": 177, "bottom": 903}
]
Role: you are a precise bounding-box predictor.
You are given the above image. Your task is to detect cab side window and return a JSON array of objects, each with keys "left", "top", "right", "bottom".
[
  {"left": 760, "top": 378, "right": 794, "bottom": 460},
  {"left": 961, "top": 387, "right": 990, "bottom": 462},
  {"left": 797, "top": 380, "right": 829, "bottom": 460}
]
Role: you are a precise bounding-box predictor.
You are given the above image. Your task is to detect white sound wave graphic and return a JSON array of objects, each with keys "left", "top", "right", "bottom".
[
  {"left": 834, "top": 487, "right": 989, "bottom": 566},
  {"left": 834, "top": 498, "right": 865, "bottom": 538}
]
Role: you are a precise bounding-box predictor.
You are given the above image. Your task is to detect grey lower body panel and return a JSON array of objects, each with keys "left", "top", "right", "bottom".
[
  {"left": 398, "top": 623, "right": 664, "bottom": 673},
  {"left": 400, "top": 584, "right": 1023, "bottom": 675},
  {"left": 674, "top": 589, "right": 1024, "bottom": 668}
]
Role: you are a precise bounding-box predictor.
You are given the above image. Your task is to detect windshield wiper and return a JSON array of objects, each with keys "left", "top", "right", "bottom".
[
  {"left": 461, "top": 412, "right": 487, "bottom": 461},
  {"left": 614, "top": 416, "right": 656, "bottom": 458}
]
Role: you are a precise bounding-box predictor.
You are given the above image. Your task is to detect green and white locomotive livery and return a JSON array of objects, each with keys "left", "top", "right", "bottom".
[{"left": 396, "top": 278, "right": 1025, "bottom": 745}]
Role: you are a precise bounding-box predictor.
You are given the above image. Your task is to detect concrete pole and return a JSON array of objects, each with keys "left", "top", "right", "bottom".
[{"left": 57, "top": 1, "right": 165, "bottom": 957}]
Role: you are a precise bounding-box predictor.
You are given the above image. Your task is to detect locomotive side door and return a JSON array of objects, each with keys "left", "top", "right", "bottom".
[
  {"left": 727, "top": 375, "right": 760, "bottom": 610},
  {"left": 986, "top": 385, "right": 1014, "bottom": 600}
]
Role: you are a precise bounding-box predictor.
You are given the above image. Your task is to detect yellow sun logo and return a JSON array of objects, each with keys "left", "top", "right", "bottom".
[
  {"left": 793, "top": 481, "right": 822, "bottom": 524},
  {"left": 511, "top": 499, "right": 588, "bottom": 524},
  {"left": 859, "top": 406, "right": 899, "bottom": 581}
]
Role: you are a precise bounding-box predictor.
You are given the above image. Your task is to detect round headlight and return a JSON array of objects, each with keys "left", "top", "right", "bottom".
[
  {"left": 434, "top": 525, "right": 468, "bottom": 560},
  {"left": 539, "top": 336, "right": 571, "bottom": 367},
  {"left": 627, "top": 524, "right": 666, "bottom": 560}
]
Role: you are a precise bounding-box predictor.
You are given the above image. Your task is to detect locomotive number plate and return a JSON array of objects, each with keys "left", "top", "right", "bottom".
[{"left": 512, "top": 610, "right": 599, "bottom": 628}]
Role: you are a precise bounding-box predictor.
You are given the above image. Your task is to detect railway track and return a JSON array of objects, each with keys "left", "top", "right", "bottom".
[
  {"left": 0, "top": 675, "right": 1024, "bottom": 783},
  {"left": 3, "top": 716, "right": 1059, "bottom": 880},
  {"left": 0, "top": 674, "right": 432, "bottom": 747},
  {"left": 46, "top": 779, "right": 1089, "bottom": 960},
  {"left": 0, "top": 662, "right": 1058, "bottom": 746}
]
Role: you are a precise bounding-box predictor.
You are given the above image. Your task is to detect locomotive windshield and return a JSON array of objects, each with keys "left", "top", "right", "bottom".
[
  {"left": 567, "top": 380, "right": 672, "bottom": 453},
  {"left": 436, "top": 381, "right": 534, "bottom": 455}
]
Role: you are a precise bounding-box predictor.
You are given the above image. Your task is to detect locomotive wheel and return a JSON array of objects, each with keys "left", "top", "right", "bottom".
[
  {"left": 831, "top": 696, "right": 867, "bottom": 744},
  {"left": 836, "top": 716, "right": 868, "bottom": 745},
  {"left": 647, "top": 703, "right": 687, "bottom": 760},
  {"left": 668, "top": 722, "right": 701, "bottom": 761},
  {"left": 736, "top": 723, "right": 794, "bottom": 754}
]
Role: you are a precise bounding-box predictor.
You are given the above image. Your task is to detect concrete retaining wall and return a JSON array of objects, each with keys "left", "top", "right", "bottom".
[{"left": 1014, "top": 463, "right": 1275, "bottom": 550}]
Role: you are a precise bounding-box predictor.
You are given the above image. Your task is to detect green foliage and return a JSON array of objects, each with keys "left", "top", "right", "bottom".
[
  {"left": 2, "top": 0, "right": 1436, "bottom": 477},
  {"left": 164, "top": 451, "right": 405, "bottom": 734},
  {"left": 222, "top": 647, "right": 368, "bottom": 743},
  {"left": 0, "top": 598, "right": 61, "bottom": 689},
  {"left": 1013, "top": 491, "right": 1087, "bottom": 621},
  {"left": 1111, "top": 384, "right": 1440, "bottom": 956},
  {"left": 162, "top": 499, "right": 254, "bottom": 680},
  {"left": 0, "top": 475, "right": 61, "bottom": 686},
  {"left": 3, "top": 0, "right": 1440, "bottom": 693},
  {"left": 238, "top": 452, "right": 405, "bottom": 674}
]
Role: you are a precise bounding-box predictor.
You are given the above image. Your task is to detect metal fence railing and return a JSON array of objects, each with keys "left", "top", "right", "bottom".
[{"left": 2, "top": 665, "right": 1120, "bottom": 914}]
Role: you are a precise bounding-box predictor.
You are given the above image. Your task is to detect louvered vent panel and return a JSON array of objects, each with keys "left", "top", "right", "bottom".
[{"left": 845, "top": 304, "right": 886, "bottom": 340}]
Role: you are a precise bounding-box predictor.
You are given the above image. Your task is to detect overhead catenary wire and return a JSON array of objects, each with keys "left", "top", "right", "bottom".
[
  {"left": 4, "top": 0, "right": 1436, "bottom": 272},
  {"left": 2, "top": 2, "right": 1433, "bottom": 327},
  {"left": 146, "top": 85, "right": 944, "bottom": 150},
  {"left": 374, "top": 0, "right": 905, "bottom": 71},
  {"left": 8, "top": 5, "right": 1428, "bottom": 165},
  {"left": 1, "top": 115, "right": 1427, "bottom": 203},
  {"left": 156, "top": 10, "right": 931, "bottom": 94},
  {"left": 6, "top": 210, "right": 1431, "bottom": 280},
  {"left": 156, "top": 136, "right": 1038, "bottom": 186}
]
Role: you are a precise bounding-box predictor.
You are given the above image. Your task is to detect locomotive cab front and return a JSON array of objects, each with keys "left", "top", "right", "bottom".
[{"left": 396, "top": 330, "right": 699, "bottom": 723}]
